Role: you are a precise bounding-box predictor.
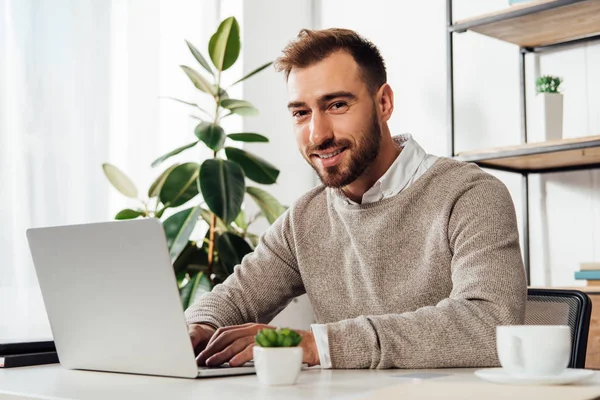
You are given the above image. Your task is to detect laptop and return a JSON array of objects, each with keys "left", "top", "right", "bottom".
[{"left": 26, "top": 218, "right": 256, "bottom": 378}]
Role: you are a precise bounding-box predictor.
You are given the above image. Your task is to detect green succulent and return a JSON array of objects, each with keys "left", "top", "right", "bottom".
[
  {"left": 255, "top": 328, "right": 302, "bottom": 348},
  {"left": 536, "top": 75, "right": 563, "bottom": 94}
]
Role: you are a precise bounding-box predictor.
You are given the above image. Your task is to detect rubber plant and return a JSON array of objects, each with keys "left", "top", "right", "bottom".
[{"left": 102, "top": 16, "right": 286, "bottom": 309}]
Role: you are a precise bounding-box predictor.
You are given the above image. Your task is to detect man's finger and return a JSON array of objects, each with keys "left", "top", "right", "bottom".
[
  {"left": 206, "top": 323, "right": 261, "bottom": 347},
  {"left": 204, "top": 336, "right": 254, "bottom": 367},
  {"left": 229, "top": 343, "right": 255, "bottom": 367},
  {"left": 200, "top": 324, "right": 263, "bottom": 361}
]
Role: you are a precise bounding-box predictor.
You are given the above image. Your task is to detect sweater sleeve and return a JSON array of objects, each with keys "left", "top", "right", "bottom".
[
  {"left": 324, "top": 174, "right": 527, "bottom": 369},
  {"left": 184, "top": 210, "right": 305, "bottom": 327}
]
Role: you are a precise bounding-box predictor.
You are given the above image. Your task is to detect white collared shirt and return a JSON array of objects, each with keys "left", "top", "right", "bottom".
[{"left": 310, "top": 133, "right": 439, "bottom": 368}]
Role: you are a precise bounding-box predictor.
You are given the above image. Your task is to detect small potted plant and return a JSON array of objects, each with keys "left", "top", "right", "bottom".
[
  {"left": 535, "top": 75, "right": 564, "bottom": 142},
  {"left": 253, "top": 328, "right": 303, "bottom": 386}
]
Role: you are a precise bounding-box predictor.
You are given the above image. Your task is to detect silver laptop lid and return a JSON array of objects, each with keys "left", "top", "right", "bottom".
[{"left": 26, "top": 218, "right": 199, "bottom": 378}]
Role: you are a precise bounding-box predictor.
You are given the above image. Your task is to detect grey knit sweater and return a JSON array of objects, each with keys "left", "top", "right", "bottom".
[{"left": 185, "top": 157, "right": 527, "bottom": 369}]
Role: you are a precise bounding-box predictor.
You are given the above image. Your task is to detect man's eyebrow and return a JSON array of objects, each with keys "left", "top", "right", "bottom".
[
  {"left": 317, "top": 91, "right": 356, "bottom": 104},
  {"left": 287, "top": 91, "right": 357, "bottom": 110}
]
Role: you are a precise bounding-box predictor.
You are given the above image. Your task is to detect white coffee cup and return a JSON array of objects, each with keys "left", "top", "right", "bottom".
[{"left": 496, "top": 325, "right": 571, "bottom": 377}]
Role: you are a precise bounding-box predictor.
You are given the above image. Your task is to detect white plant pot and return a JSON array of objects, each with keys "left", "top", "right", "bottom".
[
  {"left": 535, "top": 92, "right": 563, "bottom": 142},
  {"left": 253, "top": 347, "right": 303, "bottom": 386}
]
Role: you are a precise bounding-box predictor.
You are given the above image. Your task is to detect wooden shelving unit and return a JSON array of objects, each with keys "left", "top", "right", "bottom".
[
  {"left": 450, "top": 0, "right": 600, "bottom": 48},
  {"left": 447, "top": 0, "right": 600, "bottom": 280},
  {"left": 456, "top": 135, "right": 600, "bottom": 173}
]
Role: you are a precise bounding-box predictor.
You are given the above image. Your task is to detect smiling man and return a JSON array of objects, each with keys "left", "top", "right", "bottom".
[{"left": 185, "top": 28, "right": 527, "bottom": 370}]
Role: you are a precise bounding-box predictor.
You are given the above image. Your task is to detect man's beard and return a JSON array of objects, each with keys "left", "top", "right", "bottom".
[{"left": 307, "top": 110, "right": 381, "bottom": 188}]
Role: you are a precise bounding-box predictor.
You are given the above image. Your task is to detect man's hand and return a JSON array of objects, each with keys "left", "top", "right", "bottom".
[
  {"left": 196, "top": 323, "right": 321, "bottom": 368},
  {"left": 188, "top": 323, "right": 217, "bottom": 356}
]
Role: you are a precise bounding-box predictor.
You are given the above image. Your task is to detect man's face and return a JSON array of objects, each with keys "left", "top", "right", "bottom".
[{"left": 286, "top": 51, "right": 381, "bottom": 188}]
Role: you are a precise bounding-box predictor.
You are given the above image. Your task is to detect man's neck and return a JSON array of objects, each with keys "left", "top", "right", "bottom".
[{"left": 341, "top": 135, "right": 401, "bottom": 204}]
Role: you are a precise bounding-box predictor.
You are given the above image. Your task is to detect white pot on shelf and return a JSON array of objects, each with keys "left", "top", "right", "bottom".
[
  {"left": 253, "top": 346, "right": 303, "bottom": 386},
  {"left": 535, "top": 92, "right": 563, "bottom": 142}
]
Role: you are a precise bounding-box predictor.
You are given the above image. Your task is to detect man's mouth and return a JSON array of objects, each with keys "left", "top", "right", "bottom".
[{"left": 311, "top": 147, "right": 348, "bottom": 168}]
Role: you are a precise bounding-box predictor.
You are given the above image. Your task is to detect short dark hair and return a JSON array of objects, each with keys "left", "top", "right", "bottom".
[{"left": 275, "top": 28, "right": 387, "bottom": 94}]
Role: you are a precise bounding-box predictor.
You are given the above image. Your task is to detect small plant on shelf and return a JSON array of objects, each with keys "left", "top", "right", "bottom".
[{"left": 536, "top": 75, "right": 563, "bottom": 94}]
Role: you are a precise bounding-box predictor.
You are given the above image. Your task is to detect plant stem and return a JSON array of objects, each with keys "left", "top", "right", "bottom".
[
  {"left": 207, "top": 213, "right": 216, "bottom": 279},
  {"left": 206, "top": 69, "right": 223, "bottom": 282}
]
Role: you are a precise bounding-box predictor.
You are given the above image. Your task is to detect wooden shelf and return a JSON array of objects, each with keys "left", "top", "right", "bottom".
[
  {"left": 455, "top": 135, "right": 600, "bottom": 173},
  {"left": 450, "top": 0, "right": 600, "bottom": 48}
]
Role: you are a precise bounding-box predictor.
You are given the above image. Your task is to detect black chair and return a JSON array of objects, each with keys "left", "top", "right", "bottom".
[{"left": 525, "top": 288, "right": 592, "bottom": 368}]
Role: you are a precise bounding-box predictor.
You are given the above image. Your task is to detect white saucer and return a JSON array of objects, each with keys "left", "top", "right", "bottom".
[{"left": 474, "top": 368, "right": 595, "bottom": 385}]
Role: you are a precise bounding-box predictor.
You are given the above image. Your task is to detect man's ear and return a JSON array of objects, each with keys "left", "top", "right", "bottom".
[{"left": 377, "top": 83, "right": 394, "bottom": 122}]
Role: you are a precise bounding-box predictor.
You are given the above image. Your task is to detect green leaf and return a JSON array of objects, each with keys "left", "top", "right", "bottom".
[
  {"left": 208, "top": 16, "right": 241, "bottom": 72},
  {"left": 217, "top": 232, "right": 253, "bottom": 274},
  {"left": 246, "top": 186, "right": 286, "bottom": 224},
  {"left": 225, "top": 147, "right": 279, "bottom": 184},
  {"left": 148, "top": 164, "right": 179, "bottom": 199},
  {"left": 233, "top": 209, "right": 247, "bottom": 230},
  {"left": 220, "top": 99, "right": 259, "bottom": 117},
  {"left": 185, "top": 40, "right": 214, "bottom": 77},
  {"left": 151, "top": 142, "right": 198, "bottom": 168},
  {"left": 163, "top": 206, "right": 202, "bottom": 261},
  {"left": 114, "top": 209, "right": 143, "bottom": 220},
  {"left": 231, "top": 61, "right": 273, "bottom": 86},
  {"left": 200, "top": 159, "right": 245, "bottom": 224},
  {"left": 180, "top": 66, "right": 215, "bottom": 95},
  {"left": 159, "top": 162, "right": 200, "bottom": 208},
  {"left": 194, "top": 122, "right": 226, "bottom": 151},
  {"left": 173, "top": 241, "right": 208, "bottom": 274},
  {"left": 102, "top": 163, "right": 138, "bottom": 198},
  {"left": 227, "top": 133, "right": 269, "bottom": 143},
  {"left": 180, "top": 272, "right": 212, "bottom": 309}
]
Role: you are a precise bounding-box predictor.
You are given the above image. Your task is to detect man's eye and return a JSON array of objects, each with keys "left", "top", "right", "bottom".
[
  {"left": 292, "top": 110, "right": 308, "bottom": 117},
  {"left": 331, "top": 102, "right": 347, "bottom": 110}
]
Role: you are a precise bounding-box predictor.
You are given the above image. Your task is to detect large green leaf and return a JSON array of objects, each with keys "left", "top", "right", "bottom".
[
  {"left": 102, "top": 163, "right": 138, "bottom": 198},
  {"left": 194, "top": 122, "right": 226, "bottom": 151},
  {"left": 208, "top": 17, "right": 240, "bottom": 72},
  {"left": 159, "top": 162, "right": 200, "bottom": 207},
  {"left": 173, "top": 241, "right": 208, "bottom": 275},
  {"left": 180, "top": 272, "right": 212, "bottom": 309},
  {"left": 185, "top": 40, "right": 214, "bottom": 77},
  {"left": 148, "top": 164, "right": 179, "bottom": 198},
  {"left": 246, "top": 186, "right": 286, "bottom": 224},
  {"left": 227, "top": 133, "right": 269, "bottom": 143},
  {"left": 225, "top": 147, "right": 279, "bottom": 184},
  {"left": 115, "top": 209, "right": 143, "bottom": 220},
  {"left": 151, "top": 141, "right": 198, "bottom": 168},
  {"left": 230, "top": 61, "right": 273, "bottom": 87},
  {"left": 180, "top": 66, "right": 215, "bottom": 95},
  {"left": 162, "top": 206, "right": 202, "bottom": 261},
  {"left": 220, "top": 98, "right": 259, "bottom": 117},
  {"left": 200, "top": 159, "right": 245, "bottom": 224},
  {"left": 217, "top": 232, "right": 253, "bottom": 275}
]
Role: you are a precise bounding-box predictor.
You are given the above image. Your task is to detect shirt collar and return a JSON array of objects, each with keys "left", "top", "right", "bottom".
[{"left": 336, "top": 133, "right": 427, "bottom": 205}]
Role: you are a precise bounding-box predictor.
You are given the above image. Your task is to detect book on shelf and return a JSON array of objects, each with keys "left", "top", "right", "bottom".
[
  {"left": 574, "top": 270, "right": 600, "bottom": 280},
  {"left": 579, "top": 262, "right": 600, "bottom": 271}
]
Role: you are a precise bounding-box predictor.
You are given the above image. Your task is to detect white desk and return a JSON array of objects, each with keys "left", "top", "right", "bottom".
[{"left": 1, "top": 366, "right": 600, "bottom": 400}]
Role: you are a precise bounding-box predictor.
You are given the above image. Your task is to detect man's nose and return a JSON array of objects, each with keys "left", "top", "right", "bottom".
[{"left": 308, "top": 112, "right": 333, "bottom": 146}]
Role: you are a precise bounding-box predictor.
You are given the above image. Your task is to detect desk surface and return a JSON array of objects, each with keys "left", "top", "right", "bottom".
[{"left": 1, "top": 366, "right": 600, "bottom": 400}]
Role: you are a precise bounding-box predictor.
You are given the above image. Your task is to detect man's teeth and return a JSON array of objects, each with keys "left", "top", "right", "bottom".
[{"left": 318, "top": 148, "right": 343, "bottom": 159}]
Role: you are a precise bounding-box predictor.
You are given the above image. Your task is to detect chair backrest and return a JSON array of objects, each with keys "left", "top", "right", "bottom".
[{"left": 525, "top": 288, "right": 592, "bottom": 368}]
